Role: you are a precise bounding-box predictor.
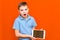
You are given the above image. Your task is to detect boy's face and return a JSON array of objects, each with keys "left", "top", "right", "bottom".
[{"left": 19, "top": 5, "right": 29, "bottom": 18}]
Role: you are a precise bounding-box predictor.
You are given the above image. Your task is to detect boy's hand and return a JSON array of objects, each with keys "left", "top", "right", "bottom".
[
  {"left": 40, "top": 28, "right": 43, "bottom": 30},
  {"left": 29, "top": 35, "right": 36, "bottom": 40},
  {"left": 29, "top": 36, "right": 42, "bottom": 40},
  {"left": 31, "top": 37, "right": 43, "bottom": 40},
  {"left": 32, "top": 38, "right": 44, "bottom": 40},
  {"left": 29, "top": 35, "right": 44, "bottom": 40}
]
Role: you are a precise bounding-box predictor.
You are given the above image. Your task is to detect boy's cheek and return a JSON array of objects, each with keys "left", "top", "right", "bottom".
[
  {"left": 20, "top": 11, "right": 23, "bottom": 14},
  {"left": 20, "top": 13, "right": 24, "bottom": 16}
]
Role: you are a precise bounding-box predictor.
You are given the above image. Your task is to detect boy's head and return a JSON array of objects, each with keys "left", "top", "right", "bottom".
[{"left": 18, "top": 2, "right": 29, "bottom": 18}]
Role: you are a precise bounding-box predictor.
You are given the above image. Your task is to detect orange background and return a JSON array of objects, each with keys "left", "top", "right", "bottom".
[{"left": 0, "top": 0, "right": 60, "bottom": 40}]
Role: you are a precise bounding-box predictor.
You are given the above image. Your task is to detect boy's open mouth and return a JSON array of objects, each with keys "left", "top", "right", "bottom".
[{"left": 24, "top": 14, "right": 26, "bottom": 16}]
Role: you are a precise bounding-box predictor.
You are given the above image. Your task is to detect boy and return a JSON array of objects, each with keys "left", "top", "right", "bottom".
[{"left": 13, "top": 2, "right": 37, "bottom": 40}]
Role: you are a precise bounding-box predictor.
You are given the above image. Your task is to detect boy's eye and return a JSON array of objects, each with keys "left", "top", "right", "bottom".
[
  {"left": 20, "top": 10, "right": 23, "bottom": 11},
  {"left": 25, "top": 9, "right": 27, "bottom": 10}
]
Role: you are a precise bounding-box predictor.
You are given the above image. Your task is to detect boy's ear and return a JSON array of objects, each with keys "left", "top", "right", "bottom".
[
  {"left": 18, "top": 10, "right": 20, "bottom": 12},
  {"left": 28, "top": 8, "right": 29, "bottom": 10},
  {"left": 18, "top": 10, "right": 20, "bottom": 14}
]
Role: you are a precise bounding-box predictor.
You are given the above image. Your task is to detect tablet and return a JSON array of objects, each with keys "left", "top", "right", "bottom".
[{"left": 32, "top": 29, "right": 46, "bottom": 39}]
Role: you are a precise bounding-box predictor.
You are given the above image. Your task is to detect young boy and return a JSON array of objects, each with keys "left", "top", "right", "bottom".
[{"left": 13, "top": 2, "right": 37, "bottom": 40}]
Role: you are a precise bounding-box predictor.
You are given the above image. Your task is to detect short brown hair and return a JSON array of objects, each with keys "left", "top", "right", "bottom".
[{"left": 18, "top": 2, "right": 27, "bottom": 10}]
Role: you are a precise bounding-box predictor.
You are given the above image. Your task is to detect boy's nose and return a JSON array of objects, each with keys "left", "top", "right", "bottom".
[
  {"left": 23, "top": 11, "right": 26, "bottom": 13},
  {"left": 23, "top": 12, "right": 25, "bottom": 13}
]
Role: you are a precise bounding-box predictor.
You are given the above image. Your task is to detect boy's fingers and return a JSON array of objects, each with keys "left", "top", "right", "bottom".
[
  {"left": 35, "top": 38, "right": 44, "bottom": 39},
  {"left": 40, "top": 28, "right": 43, "bottom": 30}
]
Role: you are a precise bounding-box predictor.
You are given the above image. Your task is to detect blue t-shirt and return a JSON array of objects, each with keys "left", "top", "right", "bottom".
[{"left": 13, "top": 15, "right": 37, "bottom": 40}]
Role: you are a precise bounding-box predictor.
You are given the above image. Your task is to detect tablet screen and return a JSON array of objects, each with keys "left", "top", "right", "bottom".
[{"left": 32, "top": 30, "right": 45, "bottom": 39}]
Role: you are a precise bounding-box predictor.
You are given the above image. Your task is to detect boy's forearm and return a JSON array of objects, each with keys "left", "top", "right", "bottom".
[{"left": 16, "top": 33, "right": 32, "bottom": 38}]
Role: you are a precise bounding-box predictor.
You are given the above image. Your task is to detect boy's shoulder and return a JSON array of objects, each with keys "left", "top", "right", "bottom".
[
  {"left": 14, "top": 16, "right": 20, "bottom": 21},
  {"left": 30, "top": 15, "right": 35, "bottom": 18},
  {"left": 29, "top": 16, "right": 35, "bottom": 20}
]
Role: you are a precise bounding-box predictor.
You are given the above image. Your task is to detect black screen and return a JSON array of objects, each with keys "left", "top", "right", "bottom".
[{"left": 33, "top": 30, "right": 43, "bottom": 38}]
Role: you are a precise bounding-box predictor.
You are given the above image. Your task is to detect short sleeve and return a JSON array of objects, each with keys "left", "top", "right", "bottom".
[
  {"left": 13, "top": 19, "right": 20, "bottom": 30},
  {"left": 32, "top": 18, "right": 37, "bottom": 28}
]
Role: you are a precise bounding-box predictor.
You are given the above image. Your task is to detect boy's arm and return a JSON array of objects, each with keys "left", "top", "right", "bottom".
[{"left": 15, "top": 29, "right": 33, "bottom": 38}]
